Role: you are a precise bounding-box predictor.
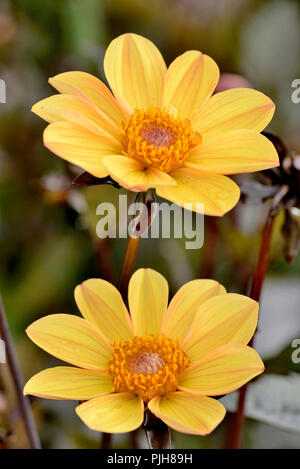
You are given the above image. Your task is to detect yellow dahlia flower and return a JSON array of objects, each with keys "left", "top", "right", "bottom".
[
  {"left": 32, "top": 33, "right": 279, "bottom": 216},
  {"left": 24, "top": 269, "right": 264, "bottom": 435}
]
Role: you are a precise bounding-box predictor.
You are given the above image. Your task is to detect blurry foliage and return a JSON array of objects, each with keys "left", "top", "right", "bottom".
[
  {"left": 0, "top": 0, "right": 299, "bottom": 449},
  {"left": 265, "top": 343, "right": 300, "bottom": 375},
  {"left": 222, "top": 374, "right": 300, "bottom": 435}
]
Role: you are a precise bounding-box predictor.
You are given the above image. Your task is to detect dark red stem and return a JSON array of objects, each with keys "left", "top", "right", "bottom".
[{"left": 229, "top": 185, "right": 289, "bottom": 449}]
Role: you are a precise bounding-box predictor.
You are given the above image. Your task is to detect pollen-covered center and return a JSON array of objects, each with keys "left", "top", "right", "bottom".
[
  {"left": 121, "top": 107, "right": 202, "bottom": 173},
  {"left": 108, "top": 333, "right": 190, "bottom": 402}
]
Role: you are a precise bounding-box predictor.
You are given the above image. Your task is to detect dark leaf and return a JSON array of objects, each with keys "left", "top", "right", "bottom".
[
  {"left": 262, "top": 131, "right": 288, "bottom": 162},
  {"left": 262, "top": 132, "right": 291, "bottom": 181},
  {"left": 72, "top": 172, "right": 121, "bottom": 188}
]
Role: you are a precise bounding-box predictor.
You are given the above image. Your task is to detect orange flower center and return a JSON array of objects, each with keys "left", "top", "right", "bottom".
[
  {"left": 121, "top": 107, "right": 202, "bottom": 173},
  {"left": 108, "top": 333, "right": 190, "bottom": 402}
]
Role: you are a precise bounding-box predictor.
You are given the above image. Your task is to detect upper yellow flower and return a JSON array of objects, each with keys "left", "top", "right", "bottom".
[
  {"left": 32, "top": 33, "right": 279, "bottom": 216},
  {"left": 24, "top": 269, "right": 264, "bottom": 435}
]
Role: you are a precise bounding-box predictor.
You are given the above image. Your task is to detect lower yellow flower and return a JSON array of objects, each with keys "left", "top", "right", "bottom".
[
  {"left": 32, "top": 33, "right": 279, "bottom": 216},
  {"left": 24, "top": 269, "right": 264, "bottom": 435}
]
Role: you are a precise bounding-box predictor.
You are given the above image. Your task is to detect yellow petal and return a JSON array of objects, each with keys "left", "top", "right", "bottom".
[
  {"left": 162, "top": 51, "right": 219, "bottom": 119},
  {"left": 128, "top": 268, "right": 169, "bottom": 336},
  {"left": 75, "top": 278, "right": 134, "bottom": 343},
  {"left": 186, "top": 129, "right": 279, "bottom": 174},
  {"left": 192, "top": 88, "right": 275, "bottom": 138},
  {"left": 104, "top": 33, "right": 167, "bottom": 110},
  {"left": 178, "top": 344, "right": 264, "bottom": 396},
  {"left": 182, "top": 293, "right": 259, "bottom": 362},
  {"left": 161, "top": 280, "right": 226, "bottom": 344},
  {"left": 49, "top": 71, "right": 123, "bottom": 128},
  {"left": 24, "top": 366, "right": 112, "bottom": 400},
  {"left": 43, "top": 122, "right": 121, "bottom": 177},
  {"left": 26, "top": 314, "right": 111, "bottom": 371},
  {"left": 148, "top": 391, "right": 225, "bottom": 435},
  {"left": 156, "top": 167, "right": 240, "bottom": 216},
  {"left": 76, "top": 393, "right": 144, "bottom": 433},
  {"left": 102, "top": 155, "right": 176, "bottom": 191},
  {"left": 32, "top": 94, "right": 121, "bottom": 142}
]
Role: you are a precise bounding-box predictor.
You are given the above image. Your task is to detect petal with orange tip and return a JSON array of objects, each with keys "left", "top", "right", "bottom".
[
  {"left": 148, "top": 391, "right": 226, "bottom": 435},
  {"left": 178, "top": 344, "right": 264, "bottom": 396},
  {"left": 24, "top": 366, "right": 113, "bottom": 400},
  {"left": 128, "top": 268, "right": 169, "bottom": 336},
  {"left": 192, "top": 88, "right": 275, "bottom": 138},
  {"left": 182, "top": 293, "right": 259, "bottom": 362},
  {"left": 26, "top": 314, "right": 111, "bottom": 371},
  {"left": 156, "top": 167, "right": 240, "bottom": 216},
  {"left": 162, "top": 51, "right": 219, "bottom": 119},
  {"left": 49, "top": 71, "right": 124, "bottom": 126},
  {"left": 76, "top": 393, "right": 144, "bottom": 433},
  {"left": 43, "top": 122, "right": 121, "bottom": 177},
  {"left": 75, "top": 278, "right": 134, "bottom": 343},
  {"left": 102, "top": 155, "right": 176, "bottom": 192},
  {"left": 32, "top": 94, "right": 122, "bottom": 142},
  {"left": 104, "top": 33, "right": 167, "bottom": 111},
  {"left": 161, "top": 279, "right": 226, "bottom": 344},
  {"left": 186, "top": 129, "right": 279, "bottom": 174}
]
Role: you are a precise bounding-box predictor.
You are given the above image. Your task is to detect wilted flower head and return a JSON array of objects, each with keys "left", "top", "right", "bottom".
[
  {"left": 32, "top": 33, "right": 278, "bottom": 216},
  {"left": 242, "top": 132, "right": 300, "bottom": 263},
  {"left": 24, "top": 269, "right": 264, "bottom": 435}
]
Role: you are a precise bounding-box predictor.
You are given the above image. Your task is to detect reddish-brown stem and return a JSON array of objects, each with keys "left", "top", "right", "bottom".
[
  {"left": 118, "top": 189, "right": 156, "bottom": 300},
  {"left": 118, "top": 236, "right": 141, "bottom": 300},
  {"left": 101, "top": 191, "right": 158, "bottom": 449},
  {"left": 0, "top": 296, "right": 41, "bottom": 449},
  {"left": 229, "top": 185, "right": 289, "bottom": 449}
]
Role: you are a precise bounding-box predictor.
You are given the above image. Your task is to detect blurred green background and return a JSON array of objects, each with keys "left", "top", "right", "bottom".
[{"left": 0, "top": 0, "right": 300, "bottom": 449}]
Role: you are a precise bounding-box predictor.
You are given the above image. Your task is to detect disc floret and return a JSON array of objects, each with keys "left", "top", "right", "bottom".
[
  {"left": 121, "top": 107, "right": 202, "bottom": 173},
  {"left": 108, "top": 333, "right": 190, "bottom": 402}
]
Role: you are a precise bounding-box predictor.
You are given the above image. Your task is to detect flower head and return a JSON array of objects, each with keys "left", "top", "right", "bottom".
[
  {"left": 24, "top": 269, "right": 264, "bottom": 435},
  {"left": 32, "top": 33, "right": 279, "bottom": 216}
]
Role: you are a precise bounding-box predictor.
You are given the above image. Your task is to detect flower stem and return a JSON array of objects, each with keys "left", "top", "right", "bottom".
[
  {"left": 101, "top": 189, "right": 157, "bottom": 450},
  {"left": 0, "top": 295, "right": 41, "bottom": 449},
  {"left": 100, "top": 432, "right": 112, "bottom": 449},
  {"left": 118, "top": 235, "right": 141, "bottom": 300},
  {"left": 229, "top": 184, "right": 289, "bottom": 449},
  {"left": 143, "top": 409, "right": 171, "bottom": 449},
  {"left": 118, "top": 189, "right": 156, "bottom": 300}
]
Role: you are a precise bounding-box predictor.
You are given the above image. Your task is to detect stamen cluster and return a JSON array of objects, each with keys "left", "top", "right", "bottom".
[
  {"left": 121, "top": 107, "right": 201, "bottom": 173},
  {"left": 108, "top": 333, "right": 190, "bottom": 402}
]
